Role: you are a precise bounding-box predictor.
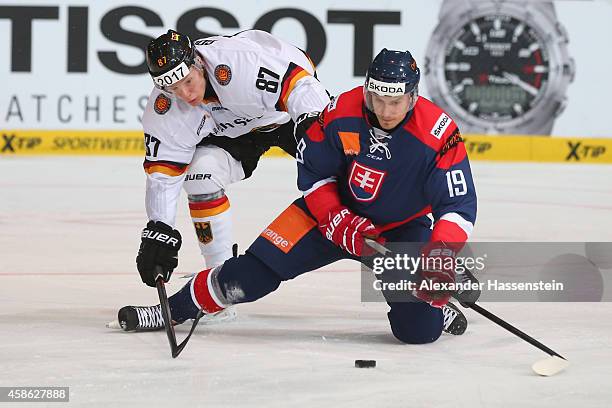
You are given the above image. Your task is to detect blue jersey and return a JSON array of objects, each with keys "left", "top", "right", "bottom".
[{"left": 297, "top": 86, "right": 476, "bottom": 242}]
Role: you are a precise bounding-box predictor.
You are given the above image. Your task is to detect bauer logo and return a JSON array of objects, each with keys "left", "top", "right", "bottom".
[
  {"left": 142, "top": 230, "right": 180, "bottom": 247},
  {"left": 431, "top": 113, "right": 452, "bottom": 139},
  {"left": 185, "top": 173, "right": 212, "bottom": 181}
]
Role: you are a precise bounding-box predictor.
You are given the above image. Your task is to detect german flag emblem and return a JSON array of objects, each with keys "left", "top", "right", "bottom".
[
  {"left": 214, "top": 64, "right": 232, "bottom": 86},
  {"left": 194, "top": 221, "right": 213, "bottom": 244},
  {"left": 154, "top": 93, "right": 171, "bottom": 114}
]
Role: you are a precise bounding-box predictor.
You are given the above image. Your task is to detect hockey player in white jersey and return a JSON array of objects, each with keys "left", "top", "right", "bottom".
[{"left": 135, "top": 30, "right": 330, "bottom": 322}]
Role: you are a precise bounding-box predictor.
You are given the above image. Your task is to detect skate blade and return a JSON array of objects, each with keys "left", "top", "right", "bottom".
[
  {"left": 106, "top": 307, "right": 238, "bottom": 329},
  {"left": 196, "top": 307, "right": 238, "bottom": 325},
  {"left": 106, "top": 319, "right": 121, "bottom": 329},
  {"left": 532, "top": 356, "right": 569, "bottom": 376}
]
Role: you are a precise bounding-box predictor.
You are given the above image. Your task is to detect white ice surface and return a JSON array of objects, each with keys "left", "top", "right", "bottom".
[{"left": 1, "top": 157, "right": 612, "bottom": 407}]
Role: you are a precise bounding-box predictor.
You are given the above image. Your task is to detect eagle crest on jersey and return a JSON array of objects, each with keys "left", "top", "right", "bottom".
[
  {"left": 214, "top": 64, "right": 232, "bottom": 86},
  {"left": 194, "top": 221, "right": 213, "bottom": 244},
  {"left": 154, "top": 94, "right": 171, "bottom": 114}
]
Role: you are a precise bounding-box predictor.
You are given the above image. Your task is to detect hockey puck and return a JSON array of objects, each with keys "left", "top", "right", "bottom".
[{"left": 355, "top": 360, "right": 376, "bottom": 368}]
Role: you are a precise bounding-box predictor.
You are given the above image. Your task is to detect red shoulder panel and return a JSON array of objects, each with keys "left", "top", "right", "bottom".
[
  {"left": 403, "top": 97, "right": 457, "bottom": 152},
  {"left": 403, "top": 97, "right": 467, "bottom": 169},
  {"left": 436, "top": 128, "right": 467, "bottom": 170},
  {"left": 322, "top": 86, "right": 364, "bottom": 127}
]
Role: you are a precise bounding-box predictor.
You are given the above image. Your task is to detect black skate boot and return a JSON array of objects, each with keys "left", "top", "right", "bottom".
[
  {"left": 117, "top": 305, "right": 172, "bottom": 332},
  {"left": 442, "top": 302, "right": 467, "bottom": 335}
]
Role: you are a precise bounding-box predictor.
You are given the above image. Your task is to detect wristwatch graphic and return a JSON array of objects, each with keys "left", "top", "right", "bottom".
[{"left": 424, "top": 0, "right": 575, "bottom": 135}]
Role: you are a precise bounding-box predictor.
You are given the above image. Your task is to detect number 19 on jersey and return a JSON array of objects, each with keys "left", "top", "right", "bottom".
[{"left": 446, "top": 169, "right": 467, "bottom": 198}]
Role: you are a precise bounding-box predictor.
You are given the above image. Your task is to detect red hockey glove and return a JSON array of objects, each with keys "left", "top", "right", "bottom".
[
  {"left": 413, "top": 242, "right": 456, "bottom": 308},
  {"left": 320, "top": 206, "right": 383, "bottom": 257}
]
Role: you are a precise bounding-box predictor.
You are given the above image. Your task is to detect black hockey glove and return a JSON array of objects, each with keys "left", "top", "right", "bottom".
[
  {"left": 294, "top": 111, "right": 322, "bottom": 142},
  {"left": 136, "top": 221, "right": 182, "bottom": 287}
]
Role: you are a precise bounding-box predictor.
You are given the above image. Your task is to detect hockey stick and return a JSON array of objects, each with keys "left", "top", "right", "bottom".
[
  {"left": 156, "top": 245, "right": 238, "bottom": 357},
  {"left": 458, "top": 301, "right": 566, "bottom": 359},
  {"left": 456, "top": 300, "right": 568, "bottom": 375},
  {"left": 156, "top": 274, "right": 204, "bottom": 358},
  {"left": 365, "top": 239, "right": 569, "bottom": 376}
]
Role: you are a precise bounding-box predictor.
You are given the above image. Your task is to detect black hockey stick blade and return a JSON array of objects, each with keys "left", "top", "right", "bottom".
[
  {"left": 364, "top": 239, "right": 567, "bottom": 361},
  {"left": 156, "top": 277, "right": 204, "bottom": 358}
]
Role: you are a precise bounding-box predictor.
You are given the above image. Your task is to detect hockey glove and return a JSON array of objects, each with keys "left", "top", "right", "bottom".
[
  {"left": 413, "top": 242, "right": 456, "bottom": 308},
  {"left": 136, "top": 221, "right": 182, "bottom": 287},
  {"left": 320, "top": 206, "right": 383, "bottom": 257},
  {"left": 294, "top": 111, "right": 322, "bottom": 142}
]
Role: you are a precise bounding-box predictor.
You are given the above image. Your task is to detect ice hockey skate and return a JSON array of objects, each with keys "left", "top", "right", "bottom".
[
  {"left": 442, "top": 302, "right": 467, "bottom": 335},
  {"left": 106, "top": 305, "right": 237, "bottom": 331}
]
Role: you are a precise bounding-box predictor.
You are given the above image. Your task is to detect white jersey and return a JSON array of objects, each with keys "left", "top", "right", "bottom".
[{"left": 141, "top": 30, "right": 330, "bottom": 225}]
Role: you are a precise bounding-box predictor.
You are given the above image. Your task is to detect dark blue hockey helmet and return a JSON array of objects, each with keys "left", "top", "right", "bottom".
[
  {"left": 365, "top": 48, "right": 420, "bottom": 94},
  {"left": 364, "top": 49, "right": 420, "bottom": 112}
]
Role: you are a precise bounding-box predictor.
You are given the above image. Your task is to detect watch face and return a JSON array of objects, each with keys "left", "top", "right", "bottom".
[{"left": 444, "top": 15, "right": 550, "bottom": 122}]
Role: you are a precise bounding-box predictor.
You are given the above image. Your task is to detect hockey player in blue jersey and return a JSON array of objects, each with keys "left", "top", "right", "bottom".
[{"left": 117, "top": 49, "right": 478, "bottom": 344}]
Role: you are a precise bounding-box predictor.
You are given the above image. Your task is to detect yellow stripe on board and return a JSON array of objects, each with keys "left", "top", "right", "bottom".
[
  {"left": 1, "top": 129, "right": 611, "bottom": 164},
  {"left": 462, "top": 135, "right": 612, "bottom": 164},
  {"left": 0, "top": 130, "right": 144, "bottom": 156}
]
